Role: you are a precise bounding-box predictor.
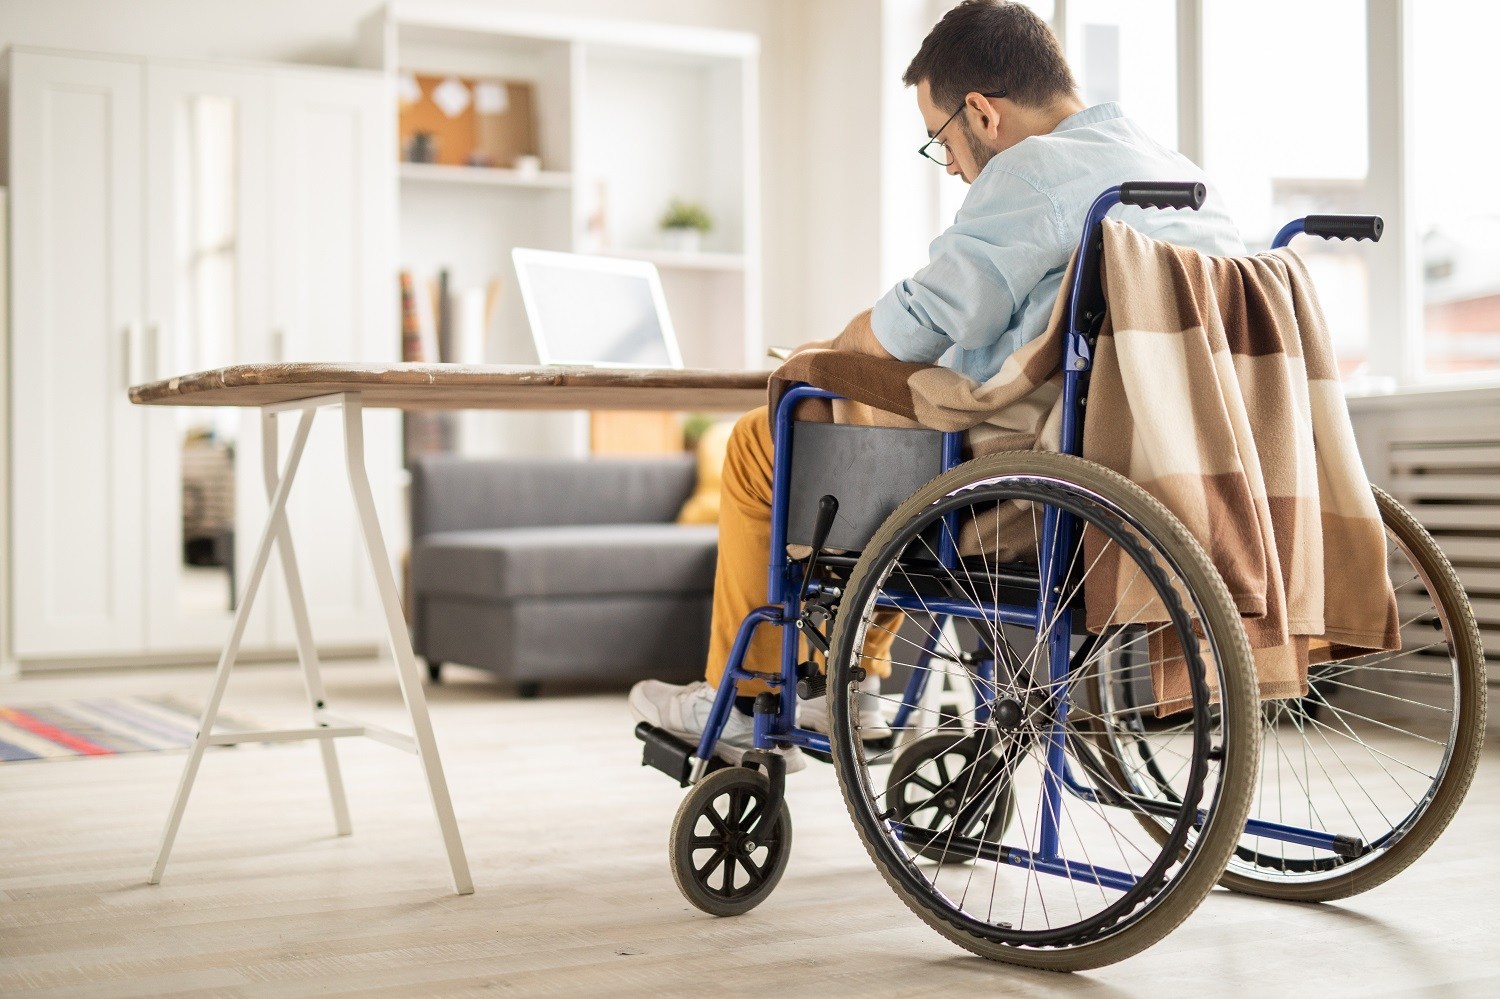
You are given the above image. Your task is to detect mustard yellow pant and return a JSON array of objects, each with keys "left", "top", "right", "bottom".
[{"left": 707, "top": 406, "right": 898, "bottom": 695}]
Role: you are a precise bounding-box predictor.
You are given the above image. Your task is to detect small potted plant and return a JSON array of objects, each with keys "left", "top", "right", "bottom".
[{"left": 659, "top": 199, "right": 712, "bottom": 253}]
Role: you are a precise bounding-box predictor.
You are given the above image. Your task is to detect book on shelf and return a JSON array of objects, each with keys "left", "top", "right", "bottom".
[
  {"left": 399, "top": 267, "right": 453, "bottom": 465},
  {"left": 436, "top": 269, "right": 452, "bottom": 362},
  {"left": 397, "top": 267, "right": 505, "bottom": 465},
  {"left": 398, "top": 268, "right": 503, "bottom": 365},
  {"left": 399, "top": 271, "right": 422, "bottom": 362}
]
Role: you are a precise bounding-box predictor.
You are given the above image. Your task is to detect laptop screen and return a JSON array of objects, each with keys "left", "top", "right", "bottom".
[{"left": 513, "top": 250, "right": 682, "bottom": 368}]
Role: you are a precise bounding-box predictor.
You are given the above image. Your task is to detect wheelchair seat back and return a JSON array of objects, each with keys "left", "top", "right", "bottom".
[{"left": 786, "top": 421, "right": 944, "bottom": 551}]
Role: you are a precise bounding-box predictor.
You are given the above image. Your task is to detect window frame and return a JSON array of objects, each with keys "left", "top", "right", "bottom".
[{"left": 1067, "top": 0, "right": 1469, "bottom": 388}]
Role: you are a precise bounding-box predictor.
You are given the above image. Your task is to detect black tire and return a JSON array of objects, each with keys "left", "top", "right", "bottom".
[
  {"left": 670, "top": 766, "right": 793, "bottom": 917},
  {"left": 1079, "top": 488, "right": 1486, "bottom": 902},
  {"left": 887, "top": 732, "right": 1016, "bottom": 863},
  {"left": 1218, "top": 487, "right": 1486, "bottom": 900},
  {"left": 826, "top": 452, "right": 1260, "bottom": 971}
]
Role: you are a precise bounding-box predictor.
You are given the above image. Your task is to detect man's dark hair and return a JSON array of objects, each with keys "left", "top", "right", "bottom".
[{"left": 903, "top": 1, "right": 1077, "bottom": 113}]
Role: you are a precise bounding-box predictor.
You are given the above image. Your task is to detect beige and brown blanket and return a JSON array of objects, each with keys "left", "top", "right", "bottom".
[{"left": 771, "top": 217, "right": 1400, "bottom": 712}]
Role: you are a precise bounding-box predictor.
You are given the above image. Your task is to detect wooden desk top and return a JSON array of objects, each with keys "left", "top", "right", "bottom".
[{"left": 130, "top": 362, "right": 771, "bottom": 412}]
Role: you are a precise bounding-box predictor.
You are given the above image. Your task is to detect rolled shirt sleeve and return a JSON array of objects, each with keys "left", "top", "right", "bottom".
[{"left": 871, "top": 168, "right": 1068, "bottom": 367}]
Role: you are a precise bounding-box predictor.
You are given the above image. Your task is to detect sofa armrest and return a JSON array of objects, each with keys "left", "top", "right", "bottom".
[{"left": 410, "top": 454, "right": 697, "bottom": 538}]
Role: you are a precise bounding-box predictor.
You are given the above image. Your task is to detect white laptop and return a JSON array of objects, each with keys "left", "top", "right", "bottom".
[{"left": 512, "top": 248, "right": 684, "bottom": 369}]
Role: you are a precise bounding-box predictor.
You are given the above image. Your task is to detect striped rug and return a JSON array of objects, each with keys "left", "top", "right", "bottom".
[{"left": 0, "top": 697, "right": 260, "bottom": 763}]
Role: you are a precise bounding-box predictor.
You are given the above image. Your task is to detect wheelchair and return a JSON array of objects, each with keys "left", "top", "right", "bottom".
[{"left": 634, "top": 182, "right": 1487, "bottom": 971}]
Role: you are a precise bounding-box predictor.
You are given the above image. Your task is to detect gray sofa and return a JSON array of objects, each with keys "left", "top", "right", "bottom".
[{"left": 408, "top": 454, "right": 717, "bottom": 694}]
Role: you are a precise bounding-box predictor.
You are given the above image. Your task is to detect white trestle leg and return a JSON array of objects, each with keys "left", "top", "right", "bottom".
[{"left": 148, "top": 392, "right": 473, "bottom": 895}]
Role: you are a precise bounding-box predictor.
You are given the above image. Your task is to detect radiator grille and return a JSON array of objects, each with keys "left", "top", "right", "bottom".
[{"left": 1387, "top": 437, "right": 1500, "bottom": 663}]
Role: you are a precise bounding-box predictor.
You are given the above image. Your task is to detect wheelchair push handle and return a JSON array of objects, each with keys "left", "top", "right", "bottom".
[
  {"left": 1303, "top": 215, "right": 1384, "bottom": 242},
  {"left": 1119, "top": 181, "right": 1206, "bottom": 211},
  {"left": 1272, "top": 214, "right": 1384, "bottom": 248}
]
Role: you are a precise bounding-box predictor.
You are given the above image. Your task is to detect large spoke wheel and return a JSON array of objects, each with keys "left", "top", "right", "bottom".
[
  {"left": 670, "top": 766, "right": 793, "bottom": 917},
  {"left": 827, "top": 452, "right": 1260, "bottom": 971},
  {"left": 1082, "top": 487, "right": 1485, "bottom": 901}
]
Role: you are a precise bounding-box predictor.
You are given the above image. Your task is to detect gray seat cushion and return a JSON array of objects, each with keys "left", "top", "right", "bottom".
[{"left": 412, "top": 523, "right": 718, "bottom": 601}]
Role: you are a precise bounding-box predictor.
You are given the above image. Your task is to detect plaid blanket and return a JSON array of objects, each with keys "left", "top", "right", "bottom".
[{"left": 771, "top": 218, "right": 1400, "bottom": 711}]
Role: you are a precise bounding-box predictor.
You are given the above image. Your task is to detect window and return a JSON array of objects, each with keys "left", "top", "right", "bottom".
[
  {"left": 1064, "top": 0, "right": 1177, "bottom": 150},
  {"left": 913, "top": 1, "right": 1497, "bottom": 388},
  {"left": 1412, "top": 1, "right": 1500, "bottom": 378},
  {"left": 1203, "top": 0, "right": 1373, "bottom": 380},
  {"left": 935, "top": 1, "right": 1179, "bottom": 229}
]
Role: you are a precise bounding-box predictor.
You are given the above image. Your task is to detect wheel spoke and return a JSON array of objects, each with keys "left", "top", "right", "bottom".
[
  {"left": 1213, "top": 509, "right": 1466, "bottom": 890},
  {"left": 696, "top": 846, "right": 727, "bottom": 880}
]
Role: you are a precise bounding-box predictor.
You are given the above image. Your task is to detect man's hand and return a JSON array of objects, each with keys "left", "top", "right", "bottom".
[{"left": 831, "top": 309, "right": 894, "bottom": 360}]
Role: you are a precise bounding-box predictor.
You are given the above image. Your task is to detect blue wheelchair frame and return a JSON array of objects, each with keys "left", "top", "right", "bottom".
[{"left": 693, "top": 182, "right": 1383, "bottom": 891}]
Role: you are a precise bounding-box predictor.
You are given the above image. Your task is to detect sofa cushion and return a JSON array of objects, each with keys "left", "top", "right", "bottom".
[
  {"left": 676, "top": 420, "right": 734, "bottom": 525},
  {"left": 412, "top": 455, "right": 697, "bottom": 535},
  {"left": 412, "top": 523, "right": 718, "bottom": 601}
]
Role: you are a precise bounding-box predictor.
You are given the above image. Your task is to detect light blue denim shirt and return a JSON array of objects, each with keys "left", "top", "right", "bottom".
[{"left": 872, "top": 103, "right": 1245, "bottom": 382}]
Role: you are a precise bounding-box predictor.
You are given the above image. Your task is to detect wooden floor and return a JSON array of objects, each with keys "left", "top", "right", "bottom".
[{"left": 3, "top": 660, "right": 1497, "bottom": 998}]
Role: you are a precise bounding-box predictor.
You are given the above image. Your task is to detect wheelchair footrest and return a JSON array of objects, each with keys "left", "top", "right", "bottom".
[{"left": 635, "top": 722, "right": 697, "bottom": 788}]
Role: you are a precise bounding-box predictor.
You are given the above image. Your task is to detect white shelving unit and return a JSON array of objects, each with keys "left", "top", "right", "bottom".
[
  {"left": 398, "top": 162, "right": 573, "bottom": 190},
  {"left": 358, "top": 3, "right": 762, "bottom": 458},
  {"left": 602, "top": 248, "right": 747, "bottom": 272}
]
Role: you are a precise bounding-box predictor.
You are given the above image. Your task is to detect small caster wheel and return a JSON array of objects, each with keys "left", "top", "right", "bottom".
[
  {"left": 426, "top": 661, "right": 444, "bottom": 684},
  {"left": 670, "top": 766, "right": 792, "bottom": 916},
  {"left": 516, "top": 681, "right": 541, "bottom": 699},
  {"left": 887, "top": 732, "right": 1015, "bottom": 864}
]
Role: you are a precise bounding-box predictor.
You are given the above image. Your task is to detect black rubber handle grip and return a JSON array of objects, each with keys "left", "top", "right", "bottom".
[
  {"left": 1303, "top": 215, "right": 1383, "bottom": 242},
  {"left": 1119, "top": 181, "right": 1206, "bottom": 211}
]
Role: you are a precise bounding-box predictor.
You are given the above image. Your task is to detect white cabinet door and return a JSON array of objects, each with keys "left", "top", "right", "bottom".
[
  {"left": 270, "top": 70, "right": 399, "bottom": 647},
  {"left": 142, "top": 62, "right": 277, "bottom": 652},
  {"left": 9, "top": 52, "right": 147, "bottom": 658}
]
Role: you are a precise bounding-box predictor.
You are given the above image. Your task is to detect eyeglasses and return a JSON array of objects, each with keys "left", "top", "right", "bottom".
[{"left": 919, "top": 90, "right": 1007, "bottom": 166}]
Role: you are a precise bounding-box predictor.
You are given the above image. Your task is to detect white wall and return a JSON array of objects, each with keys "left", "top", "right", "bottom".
[
  {"left": 787, "top": 0, "right": 883, "bottom": 340},
  {"left": 782, "top": 0, "right": 951, "bottom": 339},
  {"left": 881, "top": 0, "right": 949, "bottom": 290}
]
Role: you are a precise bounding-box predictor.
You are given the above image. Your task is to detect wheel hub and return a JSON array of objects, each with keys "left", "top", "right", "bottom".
[{"left": 993, "top": 697, "right": 1024, "bottom": 730}]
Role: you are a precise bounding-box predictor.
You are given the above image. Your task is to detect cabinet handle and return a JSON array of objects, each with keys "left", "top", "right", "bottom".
[
  {"left": 145, "top": 323, "right": 162, "bottom": 382},
  {"left": 121, "top": 322, "right": 140, "bottom": 390}
]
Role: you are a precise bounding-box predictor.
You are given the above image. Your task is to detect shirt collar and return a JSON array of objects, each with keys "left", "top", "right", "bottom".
[
  {"left": 971, "top": 102, "right": 1127, "bottom": 187},
  {"left": 1052, "top": 102, "right": 1125, "bottom": 133}
]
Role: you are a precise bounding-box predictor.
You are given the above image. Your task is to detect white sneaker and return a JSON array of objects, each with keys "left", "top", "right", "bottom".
[
  {"left": 629, "top": 679, "right": 806, "bottom": 774},
  {"left": 798, "top": 674, "right": 893, "bottom": 741}
]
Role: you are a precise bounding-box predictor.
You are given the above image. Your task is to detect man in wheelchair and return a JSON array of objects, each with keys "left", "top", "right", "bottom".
[{"left": 630, "top": 0, "right": 1244, "bottom": 771}]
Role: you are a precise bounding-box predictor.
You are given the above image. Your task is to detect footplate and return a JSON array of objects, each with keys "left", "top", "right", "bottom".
[{"left": 635, "top": 722, "right": 697, "bottom": 787}]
